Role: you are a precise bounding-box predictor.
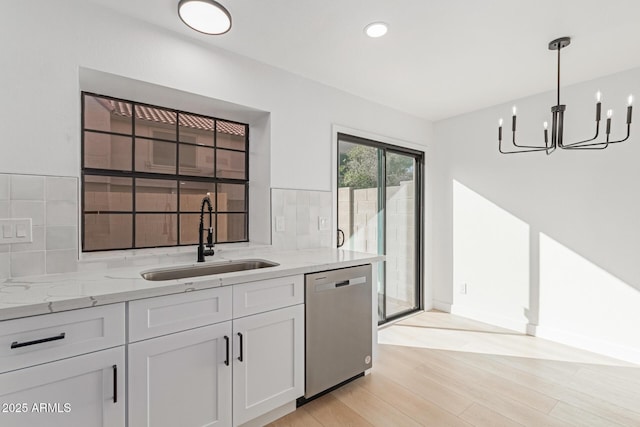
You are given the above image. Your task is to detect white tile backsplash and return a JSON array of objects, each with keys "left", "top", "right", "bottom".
[
  {"left": 0, "top": 175, "right": 9, "bottom": 200},
  {"left": 0, "top": 201, "right": 9, "bottom": 218},
  {"left": 10, "top": 200, "right": 45, "bottom": 226},
  {"left": 46, "top": 177, "right": 77, "bottom": 201},
  {"left": 46, "top": 249, "right": 78, "bottom": 274},
  {"left": 46, "top": 226, "right": 78, "bottom": 250},
  {"left": 0, "top": 253, "right": 9, "bottom": 278},
  {"left": 271, "top": 188, "right": 333, "bottom": 250},
  {"left": 0, "top": 173, "right": 79, "bottom": 279},
  {"left": 11, "top": 226, "right": 45, "bottom": 252},
  {"left": 46, "top": 200, "right": 78, "bottom": 227},
  {"left": 11, "top": 251, "right": 46, "bottom": 277},
  {"left": 10, "top": 175, "right": 45, "bottom": 200}
]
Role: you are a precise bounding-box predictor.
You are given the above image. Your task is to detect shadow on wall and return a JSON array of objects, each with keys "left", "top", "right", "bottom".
[{"left": 452, "top": 180, "right": 640, "bottom": 363}]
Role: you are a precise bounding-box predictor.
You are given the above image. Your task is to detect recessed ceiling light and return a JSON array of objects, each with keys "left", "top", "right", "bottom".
[
  {"left": 178, "top": 0, "right": 232, "bottom": 35},
  {"left": 364, "top": 22, "right": 388, "bottom": 38}
]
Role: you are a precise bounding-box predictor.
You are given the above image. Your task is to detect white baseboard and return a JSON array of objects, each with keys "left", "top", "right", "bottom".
[
  {"left": 430, "top": 302, "right": 640, "bottom": 365},
  {"left": 450, "top": 305, "right": 528, "bottom": 333},
  {"left": 533, "top": 325, "right": 640, "bottom": 365},
  {"left": 432, "top": 300, "right": 452, "bottom": 312}
]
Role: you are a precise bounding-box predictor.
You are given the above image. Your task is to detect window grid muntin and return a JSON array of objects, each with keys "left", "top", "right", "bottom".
[{"left": 81, "top": 92, "right": 249, "bottom": 252}]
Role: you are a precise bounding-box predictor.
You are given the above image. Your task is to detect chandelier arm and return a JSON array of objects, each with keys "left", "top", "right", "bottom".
[
  {"left": 604, "top": 124, "right": 631, "bottom": 144},
  {"left": 562, "top": 124, "right": 630, "bottom": 149},
  {"left": 562, "top": 141, "right": 608, "bottom": 150},
  {"left": 561, "top": 121, "right": 601, "bottom": 147},
  {"left": 512, "top": 131, "right": 553, "bottom": 151},
  {"left": 499, "top": 145, "right": 552, "bottom": 154},
  {"left": 499, "top": 135, "right": 554, "bottom": 154}
]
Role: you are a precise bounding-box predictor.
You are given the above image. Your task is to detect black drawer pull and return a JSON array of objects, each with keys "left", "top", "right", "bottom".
[
  {"left": 11, "top": 332, "right": 66, "bottom": 349},
  {"left": 224, "top": 335, "right": 230, "bottom": 366},
  {"left": 336, "top": 280, "right": 350, "bottom": 287},
  {"left": 237, "top": 332, "right": 244, "bottom": 362},
  {"left": 113, "top": 365, "right": 118, "bottom": 403}
]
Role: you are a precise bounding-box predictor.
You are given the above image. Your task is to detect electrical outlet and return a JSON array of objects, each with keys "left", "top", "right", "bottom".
[
  {"left": 275, "top": 216, "right": 285, "bottom": 232},
  {"left": 460, "top": 283, "right": 468, "bottom": 294}
]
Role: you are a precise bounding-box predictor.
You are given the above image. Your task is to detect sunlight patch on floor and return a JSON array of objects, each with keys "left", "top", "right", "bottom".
[{"left": 377, "top": 311, "right": 636, "bottom": 367}]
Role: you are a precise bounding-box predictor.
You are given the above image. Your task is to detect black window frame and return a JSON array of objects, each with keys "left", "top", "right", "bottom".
[{"left": 81, "top": 92, "right": 250, "bottom": 252}]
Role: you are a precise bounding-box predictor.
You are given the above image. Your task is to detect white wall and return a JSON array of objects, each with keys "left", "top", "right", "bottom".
[
  {"left": 0, "top": 0, "right": 430, "bottom": 191},
  {"left": 432, "top": 67, "right": 640, "bottom": 363}
]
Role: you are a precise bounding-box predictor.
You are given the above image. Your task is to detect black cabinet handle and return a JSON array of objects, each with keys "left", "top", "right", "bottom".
[
  {"left": 336, "top": 280, "right": 350, "bottom": 287},
  {"left": 337, "top": 229, "right": 345, "bottom": 248},
  {"left": 237, "top": 332, "right": 243, "bottom": 362},
  {"left": 112, "top": 365, "right": 118, "bottom": 403},
  {"left": 11, "top": 332, "right": 66, "bottom": 349},
  {"left": 224, "top": 335, "right": 230, "bottom": 366}
]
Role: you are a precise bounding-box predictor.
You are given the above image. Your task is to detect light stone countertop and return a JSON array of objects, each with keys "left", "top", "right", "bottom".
[{"left": 0, "top": 247, "right": 383, "bottom": 321}]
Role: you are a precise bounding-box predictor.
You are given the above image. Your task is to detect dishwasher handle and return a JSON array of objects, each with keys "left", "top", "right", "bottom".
[{"left": 313, "top": 276, "right": 367, "bottom": 292}]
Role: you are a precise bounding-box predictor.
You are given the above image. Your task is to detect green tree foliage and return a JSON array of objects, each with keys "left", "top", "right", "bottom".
[{"left": 339, "top": 145, "right": 413, "bottom": 189}]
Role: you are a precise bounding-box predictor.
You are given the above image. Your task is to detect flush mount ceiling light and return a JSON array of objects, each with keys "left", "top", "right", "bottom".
[
  {"left": 178, "top": 0, "right": 232, "bottom": 35},
  {"left": 498, "top": 37, "right": 633, "bottom": 155},
  {"left": 364, "top": 22, "right": 388, "bottom": 38}
]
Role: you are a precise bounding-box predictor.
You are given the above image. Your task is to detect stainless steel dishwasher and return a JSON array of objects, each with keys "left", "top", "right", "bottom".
[{"left": 303, "top": 264, "right": 372, "bottom": 400}]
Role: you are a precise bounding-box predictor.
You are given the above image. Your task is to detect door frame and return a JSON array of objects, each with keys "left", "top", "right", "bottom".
[{"left": 334, "top": 130, "right": 425, "bottom": 324}]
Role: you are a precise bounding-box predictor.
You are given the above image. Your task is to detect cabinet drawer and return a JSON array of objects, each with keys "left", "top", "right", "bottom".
[
  {"left": 0, "top": 303, "right": 125, "bottom": 374},
  {"left": 233, "top": 275, "right": 304, "bottom": 318},
  {"left": 128, "top": 286, "right": 232, "bottom": 342}
]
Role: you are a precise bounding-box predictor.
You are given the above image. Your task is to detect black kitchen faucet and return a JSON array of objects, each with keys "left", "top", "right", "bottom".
[{"left": 197, "top": 196, "right": 215, "bottom": 262}]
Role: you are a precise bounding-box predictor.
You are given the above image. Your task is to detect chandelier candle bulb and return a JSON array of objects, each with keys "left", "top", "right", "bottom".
[
  {"left": 596, "top": 91, "right": 602, "bottom": 102},
  {"left": 627, "top": 95, "right": 633, "bottom": 124},
  {"left": 498, "top": 118, "right": 503, "bottom": 141},
  {"left": 544, "top": 121, "right": 549, "bottom": 144},
  {"left": 606, "top": 109, "right": 613, "bottom": 135}
]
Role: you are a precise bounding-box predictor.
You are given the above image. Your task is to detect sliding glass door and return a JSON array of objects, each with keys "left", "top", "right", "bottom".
[{"left": 337, "top": 133, "right": 423, "bottom": 324}]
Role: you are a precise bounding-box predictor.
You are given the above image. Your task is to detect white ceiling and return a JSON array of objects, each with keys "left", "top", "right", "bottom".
[{"left": 87, "top": 0, "right": 640, "bottom": 121}]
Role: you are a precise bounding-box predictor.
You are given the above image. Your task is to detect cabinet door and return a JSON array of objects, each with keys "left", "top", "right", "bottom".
[
  {"left": 233, "top": 304, "right": 304, "bottom": 426},
  {"left": 128, "top": 321, "right": 232, "bottom": 427},
  {"left": 0, "top": 346, "right": 124, "bottom": 427}
]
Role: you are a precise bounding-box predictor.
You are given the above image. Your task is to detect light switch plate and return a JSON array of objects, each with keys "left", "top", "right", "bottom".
[
  {"left": 0, "top": 219, "right": 33, "bottom": 244},
  {"left": 318, "top": 216, "right": 330, "bottom": 231},
  {"left": 2, "top": 224, "right": 13, "bottom": 238},
  {"left": 275, "top": 216, "right": 285, "bottom": 232}
]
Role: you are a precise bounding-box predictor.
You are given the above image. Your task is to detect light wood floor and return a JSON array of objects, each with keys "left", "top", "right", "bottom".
[{"left": 268, "top": 311, "right": 640, "bottom": 427}]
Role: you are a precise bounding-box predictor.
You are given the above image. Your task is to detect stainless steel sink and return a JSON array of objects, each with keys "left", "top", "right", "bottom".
[{"left": 140, "top": 259, "right": 280, "bottom": 281}]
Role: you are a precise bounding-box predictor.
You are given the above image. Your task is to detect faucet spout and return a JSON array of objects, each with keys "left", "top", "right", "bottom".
[{"left": 197, "top": 196, "right": 215, "bottom": 263}]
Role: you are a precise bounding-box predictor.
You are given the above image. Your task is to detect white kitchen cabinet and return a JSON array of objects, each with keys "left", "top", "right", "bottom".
[
  {"left": 0, "top": 346, "right": 125, "bottom": 427},
  {"left": 128, "top": 321, "right": 232, "bottom": 427},
  {"left": 126, "top": 274, "right": 305, "bottom": 427},
  {"left": 232, "top": 304, "right": 304, "bottom": 426}
]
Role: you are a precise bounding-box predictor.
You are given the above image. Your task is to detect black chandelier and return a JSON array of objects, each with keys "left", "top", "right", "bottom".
[{"left": 498, "top": 37, "right": 633, "bottom": 155}]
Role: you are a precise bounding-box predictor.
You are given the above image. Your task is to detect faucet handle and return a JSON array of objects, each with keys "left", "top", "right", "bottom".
[{"left": 207, "top": 227, "right": 214, "bottom": 248}]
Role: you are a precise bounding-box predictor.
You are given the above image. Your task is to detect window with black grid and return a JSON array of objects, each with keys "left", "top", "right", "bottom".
[{"left": 81, "top": 92, "right": 249, "bottom": 251}]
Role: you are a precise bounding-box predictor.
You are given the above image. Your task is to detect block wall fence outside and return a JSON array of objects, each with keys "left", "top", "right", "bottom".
[{"left": 338, "top": 181, "right": 416, "bottom": 303}]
